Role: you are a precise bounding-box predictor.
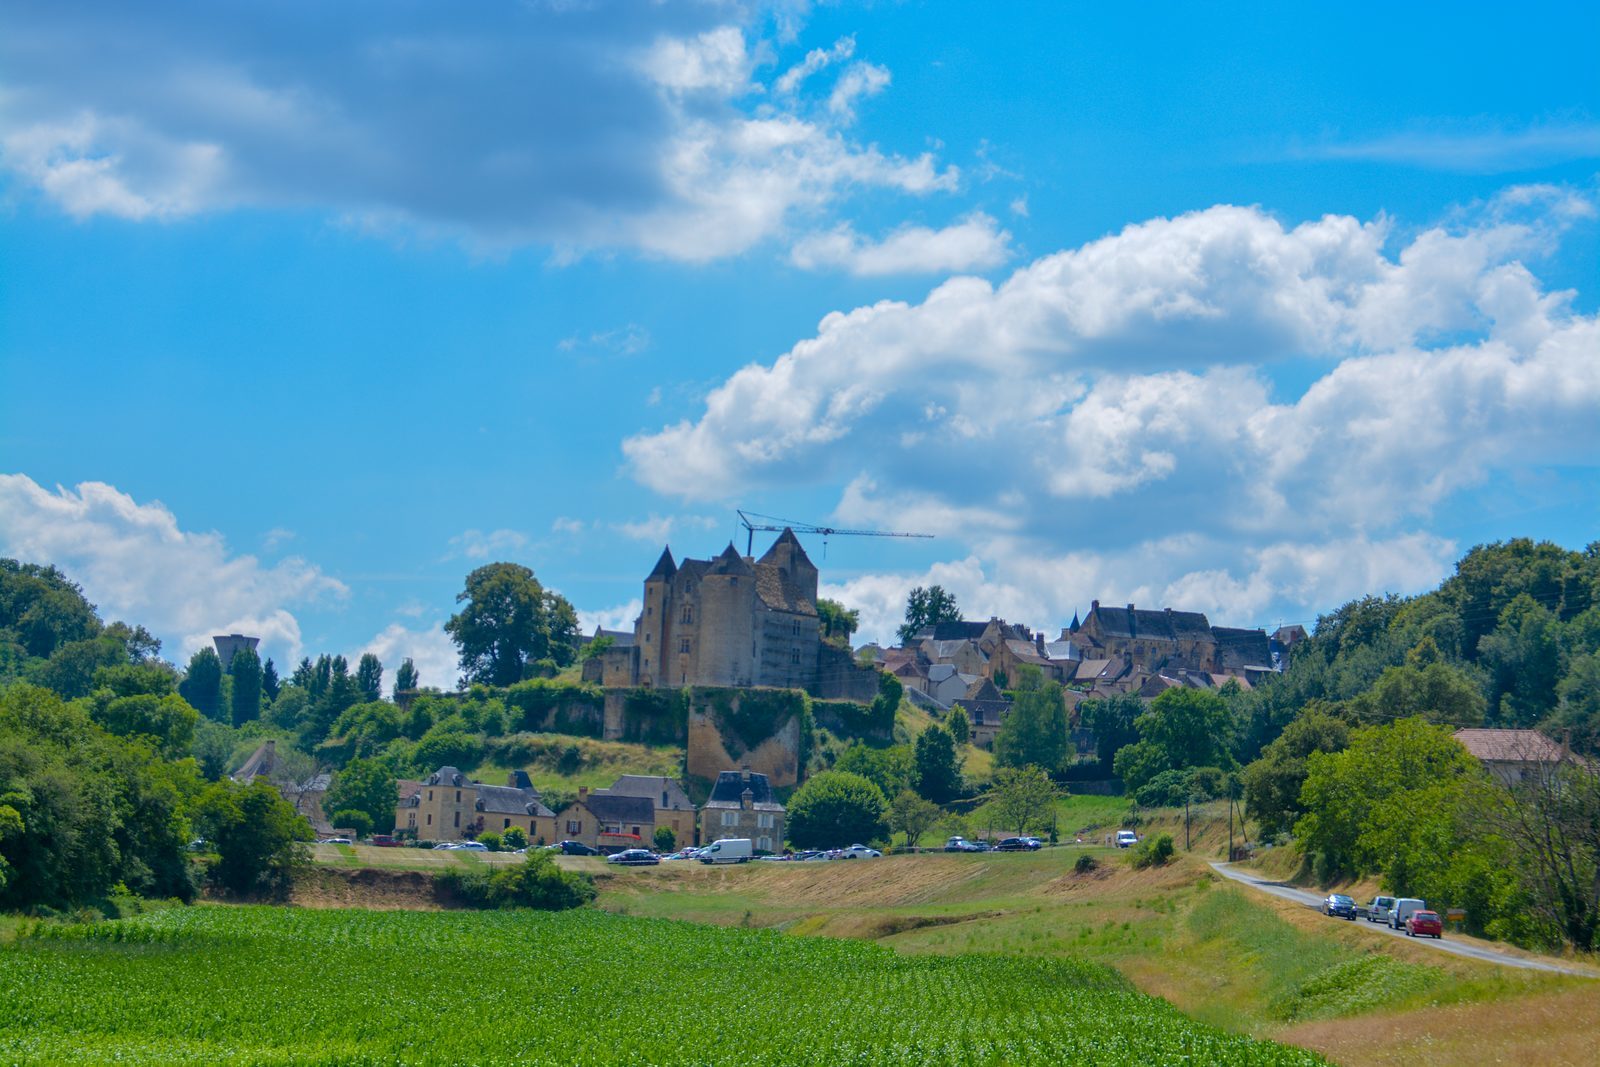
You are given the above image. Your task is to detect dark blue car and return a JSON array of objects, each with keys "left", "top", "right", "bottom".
[{"left": 1322, "top": 893, "right": 1357, "bottom": 919}]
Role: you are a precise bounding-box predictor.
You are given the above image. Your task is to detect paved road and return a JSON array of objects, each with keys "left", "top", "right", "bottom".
[{"left": 1209, "top": 861, "right": 1596, "bottom": 977}]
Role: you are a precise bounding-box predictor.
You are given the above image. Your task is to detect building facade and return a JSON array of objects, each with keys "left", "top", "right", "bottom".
[
  {"left": 699, "top": 769, "right": 785, "bottom": 854},
  {"left": 554, "top": 787, "right": 656, "bottom": 851},
  {"left": 396, "top": 767, "right": 557, "bottom": 843},
  {"left": 593, "top": 774, "right": 698, "bottom": 848}
]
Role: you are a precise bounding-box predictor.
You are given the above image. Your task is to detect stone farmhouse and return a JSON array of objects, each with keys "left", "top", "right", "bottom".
[
  {"left": 587, "top": 529, "right": 878, "bottom": 702},
  {"left": 396, "top": 767, "right": 558, "bottom": 843},
  {"left": 554, "top": 786, "right": 657, "bottom": 851},
  {"left": 592, "top": 774, "right": 698, "bottom": 848},
  {"left": 700, "top": 769, "right": 786, "bottom": 854},
  {"left": 1453, "top": 728, "right": 1589, "bottom": 788}
]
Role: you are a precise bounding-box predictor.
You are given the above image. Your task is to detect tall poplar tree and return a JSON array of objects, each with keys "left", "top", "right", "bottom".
[{"left": 179, "top": 647, "right": 224, "bottom": 722}]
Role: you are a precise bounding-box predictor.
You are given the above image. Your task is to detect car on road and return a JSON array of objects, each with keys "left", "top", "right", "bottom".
[
  {"left": 323, "top": 837, "right": 353, "bottom": 845},
  {"left": 1023, "top": 836, "right": 1044, "bottom": 849},
  {"left": 1405, "top": 910, "right": 1444, "bottom": 938},
  {"left": 455, "top": 841, "right": 489, "bottom": 852},
  {"left": 1115, "top": 830, "right": 1139, "bottom": 848},
  {"left": 838, "top": 844, "right": 881, "bottom": 859},
  {"left": 556, "top": 840, "right": 600, "bottom": 856},
  {"left": 944, "top": 837, "right": 982, "bottom": 852},
  {"left": 431, "top": 842, "right": 459, "bottom": 850},
  {"left": 1367, "top": 895, "right": 1397, "bottom": 924},
  {"left": 1321, "top": 893, "right": 1357, "bottom": 919},
  {"left": 606, "top": 848, "right": 660, "bottom": 866},
  {"left": 370, "top": 835, "right": 400, "bottom": 847},
  {"left": 994, "top": 837, "right": 1041, "bottom": 852}
]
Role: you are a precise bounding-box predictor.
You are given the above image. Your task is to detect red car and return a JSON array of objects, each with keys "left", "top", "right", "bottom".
[{"left": 1405, "top": 910, "right": 1443, "bottom": 939}]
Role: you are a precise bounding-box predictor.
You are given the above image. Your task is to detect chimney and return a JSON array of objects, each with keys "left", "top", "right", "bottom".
[
  {"left": 1035, "top": 632, "right": 1046, "bottom": 654},
  {"left": 578, "top": 786, "right": 589, "bottom": 803},
  {"left": 1091, "top": 599, "right": 1099, "bottom": 611}
]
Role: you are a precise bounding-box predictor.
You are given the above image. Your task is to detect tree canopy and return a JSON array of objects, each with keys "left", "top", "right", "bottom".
[
  {"left": 994, "top": 680, "right": 1069, "bottom": 772},
  {"left": 786, "top": 771, "right": 889, "bottom": 849},
  {"left": 445, "top": 563, "right": 580, "bottom": 686},
  {"left": 897, "top": 585, "right": 961, "bottom": 647}
]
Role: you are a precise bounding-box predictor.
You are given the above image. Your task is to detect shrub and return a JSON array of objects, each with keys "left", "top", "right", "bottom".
[
  {"left": 331, "top": 809, "right": 373, "bottom": 839},
  {"left": 501, "top": 827, "right": 528, "bottom": 851},
  {"left": 487, "top": 851, "right": 596, "bottom": 910},
  {"left": 1075, "top": 853, "right": 1098, "bottom": 874},
  {"left": 1129, "top": 833, "right": 1175, "bottom": 869},
  {"left": 476, "top": 830, "right": 503, "bottom": 852},
  {"left": 653, "top": 826, "right": 676, "bottom": 852}
]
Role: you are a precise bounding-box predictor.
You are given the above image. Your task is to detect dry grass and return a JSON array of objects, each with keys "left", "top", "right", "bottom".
[{"left": 1280, "top": 985, "right": 1600, "bottom": 1066}]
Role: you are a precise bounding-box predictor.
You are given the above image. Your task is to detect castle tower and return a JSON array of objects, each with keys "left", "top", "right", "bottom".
[{"left": 639, "top": 547, "right": 676, "bottom": 686}]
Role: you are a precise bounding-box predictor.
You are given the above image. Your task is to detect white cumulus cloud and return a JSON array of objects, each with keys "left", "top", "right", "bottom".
[
  {"left": 0, "top": 474, "right": 347, "bottom": 665},
  {"left": 790, "top": 212, "right": 1012, "bottom": 276}
]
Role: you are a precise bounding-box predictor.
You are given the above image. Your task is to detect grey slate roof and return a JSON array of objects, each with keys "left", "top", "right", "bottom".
[
  {"left": 579, "top": 792, "right": 656, "bottom": 824},
  {"left": 1089, "top": 605, "right": 1212, "bottom": 642},
  {"left": 1213, "top": 627, "right": 1272, "bottom": 669},
  {"left": 752, "top": 561, "right": 815, "bottom": 614},
  {"left": 424, "top": 766, "right": 470, "bottom": 788},
  {"left": 704, "top": 770, "right": 785, "bottom": 811},
  {"left": 648, "top": 547, "right": 677, "bottom": 580},
  {"left": 598, "top": 775, "right": 695, "bottom": 812},
  {"left": 475, "top": 784, "right": 555, "bottom": 818}
]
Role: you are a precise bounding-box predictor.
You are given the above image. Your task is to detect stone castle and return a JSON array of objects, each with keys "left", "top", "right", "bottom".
[{"left": 588, "top": 528, "right": 878, "bottom": 703}]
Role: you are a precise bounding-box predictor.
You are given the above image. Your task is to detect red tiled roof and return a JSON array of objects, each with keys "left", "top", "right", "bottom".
[{"left": 1452, "top": 729, "right": 1566, "bottom": 764}]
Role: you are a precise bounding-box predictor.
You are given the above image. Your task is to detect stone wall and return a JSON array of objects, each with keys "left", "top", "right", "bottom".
[
  {"left": 813, "top": 645, "right": 880, "bottom": 701},
  {"left": 685, "top": 689, "right": 804, "bottom": 788}
]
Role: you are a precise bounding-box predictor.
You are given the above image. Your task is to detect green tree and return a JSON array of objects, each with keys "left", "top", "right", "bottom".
[
  {"left": 180, "top": 647, "right": 224, "bottom": 722},
  {"left": 896, "top": 585, "right": 962, "bottom": 647},
  {"left": 1240, "top": 707, "right": 1350, "bottom": 838},
  {"left": 1347, "top": 661, "right": 1486, "bottom": 727},
  {"left": 887, "top": 789, "right": 941, "bottom": 848},
  {"left": 1079, "top": 692, "right": 1143, "bottom": 774},
  {"left": 946, "top": 704, "right": 971, "bottom": 745},
  {"left": 355, "top": 653, "right": 384, "bottom": 704},
  {"left": 989, "top": 765, "right": 1057, "bottom": 836},
  {"left": 91, "top": 661, "right": 177, "bottom": 699},
  {"left": 1479, "top": 594, "right": 1566, "bottom": 725},
  {"left": 486, "top": 850, "right": 596, "bottom": 909},
  {"left": 193, "top": 777, "right": 313, "bottom": 896},
  {"left": 29, "top": 636, "right": 127, "bottom": 699},
  {"left": 321, "top": 757, "right": 398, "bottom": 835},
  {"left": 816, "top": 598, "right": 861, "bottom": 648},
  {"left": 88, "top": 692, "right": 199, "bottom": 759},
  {"left": 502, "top": 826, "right": 529, "bottom": 850},
  {"left": 653, "top": 826, "right": 676, "bottom": 852},
  {"left": 786, "top": 771, "right": 889, "bottom": 849},
  {"left": 261, "top": 657, "right": 280, "bottom": 703},
  {"left": 445, "top": 563, "right": 581, "bottom": 686},
  {"left": 229, "top": 646, "right": 263, "bottom": 726},
  {"left": 393, "top": 657, "right": 419, "bottom": 695},
  {"left": 1113, "top": 687, "right": 1235, "bottom": 793},
  {"left": 331, "top": 808, "right": 374, "bottom": 838},
  {"left": 833, "top": 742, "right": 913, "bottom": 798},
  {"left": 913, "top": 723, "right": 963, "bottom": 803},
  {"left": 994, "top": 680, "right": 1069, "bottom": 772}
]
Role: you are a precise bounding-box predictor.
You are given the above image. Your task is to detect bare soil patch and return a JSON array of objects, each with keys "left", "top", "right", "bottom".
[{"left": 291, "top": 867, "right": 442, "bottom": 910}]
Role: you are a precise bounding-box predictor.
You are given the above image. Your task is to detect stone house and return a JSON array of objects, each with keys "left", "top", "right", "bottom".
[
  {"left": 589, "top": 530, "right": 878, "bottom": 701},
  {"left": 700, "top": 769, "right": 785, "bottom": 854},
  {"left": 396, "top": 767, "right": 557, "bottom": 843},
  {"left": 594, "top": 774, "right": 698, "bottom": 848},
  {"left": 1452, "top": 729, "right": 1587, "bottom": 789},
  {"left": 554, "top": 786, "right": 656, "bottom": 852}
]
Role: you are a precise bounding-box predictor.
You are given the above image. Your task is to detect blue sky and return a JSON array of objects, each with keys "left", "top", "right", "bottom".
[{"left": 2, "top": 1, "right": 1597, "bottom": 687}]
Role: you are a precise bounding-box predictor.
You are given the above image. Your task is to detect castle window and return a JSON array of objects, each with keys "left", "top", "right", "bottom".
[
  {"left": 730, "top": 576, "right": 738, "bottom": 586},
  {"left": 681, "top": 606, "right": 692, "bottom": 623},
  {"left": 456, "top": 790, "right": 461, "bottom": 802},
  {"left": 453, "top": 812, "right": 460, "bottom": 828},
  {"left": 426, "top": 814, "right": 432, "bottom": 826},
  {"left": 503, "top": 818, "right": 511, "bottom": 829},
  {"left": 679, "top": 638, "right": 691, "bottom": 654},
  {"left": 427, "top": 790, "right": 432, "bottom": 801},
  {"left": 790, "top": 649, "right": 801, "bottom": 664}
]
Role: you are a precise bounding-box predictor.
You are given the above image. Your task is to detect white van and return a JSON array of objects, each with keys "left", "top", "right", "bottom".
[
  {"left": 1367, "top": 896, "right": 1396, "bottom": 924},
  {"left": 698, "top": 838, "right": 753, "bottom": 864},
  {"left": 1115, "top": 830, "right": 1138, "bottom": 848},
  {"left": 1390, "top": 898, "right": 1426, "bottom": 929}
]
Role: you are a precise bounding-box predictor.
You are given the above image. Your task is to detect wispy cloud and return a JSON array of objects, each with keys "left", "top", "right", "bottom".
[
  {"left": 446, "top": 528, "right": 529, "bottom": 560},
  {"left": 557, "top": 324, "right": 652, "bottom": 358},
  {"left": 1302, "top": 121, "right": 1600, "bottom": 172}
]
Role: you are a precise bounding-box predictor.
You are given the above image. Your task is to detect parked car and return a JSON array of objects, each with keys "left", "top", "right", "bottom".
[
  {"left": 838, "top": 844, "right": 881, "bottom": 859},
  {"left": 1405, "top": 910, "right": 1444, "bottom": 939},
  {"left": 969, "top": 840, "right": 993, "bottom": 852},
  {"left": 994, "top": 837, "right": 1041, "bottom": 852},
  {"left": 1022, "top": 837, "right": 1044, "bottom": 849},
  {"left": 557, "top": 840, "right": 600, "bottom": 856},
  {"left": 1115, "top": 830, "right": 1139, "bottom": 848},
  {"left": 661, "top": 849, "right": 699, "bottom": 861},
  {"left": 1389, "top": 897, "right": 1427, "bottom": 930},
  {"left": 606, "top": 848, "right": 661, "bottom": 866},
  {"left": 370, "top": 835, "right": 400, "bottom": 847},
  {"left": 431, "top": 842, "right": 459, "bottom": 850},
  {"left": 323, "top": 837, "right": 353, "bottom": 845},
  {"left": 793, "top": 850, "right": 828, "bottom": 862},
  {"left": 1321, "top": 893, "right": 1357, "bottom": 919},
  {"left": 944, "top": 837, "right": 982, "bottom": 852},
  {"left": 1367, "top": 896, "right": 1397, "bottom": 924},
  {"left": 455, "top": 841, "right": 489, "bottom": 852},
  {"left": 698, "top": 838, "right": 753, "bottom": 864}
]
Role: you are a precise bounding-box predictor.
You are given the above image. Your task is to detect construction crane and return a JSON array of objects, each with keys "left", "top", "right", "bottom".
[{"left": 736, "top": 509, "right": 933, "bottom": 557}]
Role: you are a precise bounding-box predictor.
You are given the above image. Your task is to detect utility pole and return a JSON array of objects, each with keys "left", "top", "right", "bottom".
[
  {"left": 1184, "top": 794, "right": 1191, "bottom": 851},
  {"left": 1228, "top": 795, "right": 1233, "bottom": 863}
]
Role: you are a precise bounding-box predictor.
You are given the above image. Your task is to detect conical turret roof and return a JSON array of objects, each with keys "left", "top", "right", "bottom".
[{"left": 647, "top": 546, "right": 677, "bottom": 580}]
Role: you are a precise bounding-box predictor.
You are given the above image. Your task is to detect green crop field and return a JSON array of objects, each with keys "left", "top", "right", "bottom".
[{"left": 0, "top": 906, "right": 1323, "bottom": 1065}]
